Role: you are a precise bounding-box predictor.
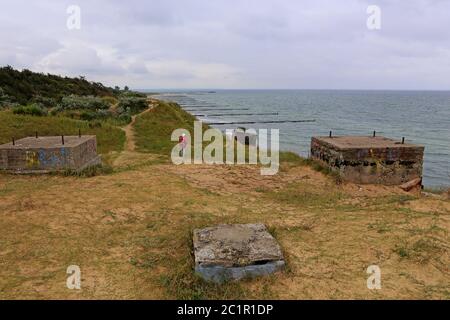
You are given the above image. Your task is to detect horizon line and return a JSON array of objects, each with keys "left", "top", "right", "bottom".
[{"left": 138, "top": 88, "right": 450, "bottom": 92}]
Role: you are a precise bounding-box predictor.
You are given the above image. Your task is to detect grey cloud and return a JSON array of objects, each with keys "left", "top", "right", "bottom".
[{"left": 0, "top": 0, "right": 449, "bottom": 89}]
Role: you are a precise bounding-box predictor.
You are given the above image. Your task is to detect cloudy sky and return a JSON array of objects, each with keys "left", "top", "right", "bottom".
[{"left": 1, "top": 0, "right": 450, "bottom": 90}]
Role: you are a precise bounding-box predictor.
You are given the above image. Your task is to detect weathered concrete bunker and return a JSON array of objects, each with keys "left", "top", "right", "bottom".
[
  {"left": 0, "top": 135, "right": 101, "bottom": 173},
  {"left": 311, "top": 135, "right": 424, "bottom": 185},
  {"left": 193, "top": 223, "right": 285, "bottom": 283}
]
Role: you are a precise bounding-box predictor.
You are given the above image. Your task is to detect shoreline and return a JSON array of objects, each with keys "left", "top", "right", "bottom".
[{"left": 151, "top": 91, "right": 450, "bottom": 189}]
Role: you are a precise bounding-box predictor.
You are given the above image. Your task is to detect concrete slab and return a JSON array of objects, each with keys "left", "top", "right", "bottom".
[
  {"left": 314, "top": 136, "right": 421, "bottom": 150},
  {"left": 193, "top": 223, "right": 285, "bottom": 283}
]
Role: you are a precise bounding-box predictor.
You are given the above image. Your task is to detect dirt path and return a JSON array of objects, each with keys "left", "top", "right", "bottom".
[
  {"left": 111, "top": 101, "right": 155, "bottom": 167},
  {"left": 123, "top": 105, "right": 154, "bottom": 152}
]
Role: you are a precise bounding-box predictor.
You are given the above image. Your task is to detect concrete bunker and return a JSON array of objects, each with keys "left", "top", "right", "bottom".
[
  {"left": 0, "top": 135, "right": 101, "bottom": 173},
  {"left": 310, "top": 135, "right": 424, "bottom": 185},
  {"left": 193, "top": 223, "right": 285, "bottom": 283}
]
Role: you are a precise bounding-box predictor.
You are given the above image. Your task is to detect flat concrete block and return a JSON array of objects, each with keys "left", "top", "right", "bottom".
[{"left": 193, "top": 223, "right": 285, "bottom": 283}]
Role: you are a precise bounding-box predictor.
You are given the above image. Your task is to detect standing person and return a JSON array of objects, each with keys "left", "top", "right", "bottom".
[{"left": 179, "top": 133, "right": 187, "bottom": 157}]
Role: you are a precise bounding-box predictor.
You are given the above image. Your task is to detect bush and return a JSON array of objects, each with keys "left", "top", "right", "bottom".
[
  {"left": 0, "top": 86, "right": 16, "bottom": 109},
  {"left": 13, "top": 104, "right": 48, "bottom": 116},
  {"left": 117, "top": 114, "right": 132, "bottom": 124},
  {"left": 31, "top": 95, "right": 56, "bottom": 108},
  {"left": 120, "top": 91, "right": 147, "bottom": 98},
  {"left": 117, "top": 97, "right": 148, "bottom": 115},
  {"left": 101, "top": 95, "right": 118, "bottom": 106},
  {"left": 57, "top": 95, "right": 110, "bottom": 111}
]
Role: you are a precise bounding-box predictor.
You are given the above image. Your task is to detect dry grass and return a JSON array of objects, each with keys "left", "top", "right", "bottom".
[
  {"left": 0, "top": 157, "right": 448, "bottom": 299},
  {"left": 0, "top": 100, "right": 448, "bottom": 300}
]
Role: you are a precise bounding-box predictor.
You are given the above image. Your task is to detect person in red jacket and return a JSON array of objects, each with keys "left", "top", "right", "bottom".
[{"left": 179, "top": 133, "right": 187, "bottom": 157}]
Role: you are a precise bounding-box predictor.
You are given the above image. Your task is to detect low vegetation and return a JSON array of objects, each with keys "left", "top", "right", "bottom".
[
  {"left": 134, "top": 100, "right": 199, "bottom": 155},
  {"left": 0, "top": 111, "right": 125, "bottom": 155},
  {"left": 0, "top": 66, "right": 148, "bottom": 126},
  {"left": 0, "top": 66, "right": 116, "bottom": 106}
]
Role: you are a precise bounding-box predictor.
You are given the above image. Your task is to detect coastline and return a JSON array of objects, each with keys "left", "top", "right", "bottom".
[{"left": 152, "top": 90, "right": 450, "bottom": 188}]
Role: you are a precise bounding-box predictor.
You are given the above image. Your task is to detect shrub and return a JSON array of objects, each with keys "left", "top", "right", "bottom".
[
  {"left": 101, "top": 95, "right": 118, "bottom": 106},
  {"left": 120, "top": 91, "right": 147, "bottom": 98},
  {"left": 57, "top": 95, "right": 110, "bottom": 111},
  {"left": 31, "top": 95, "right": 56, "bottom": 108},
  {"left": 12, "top": 103, "right": 48, "bottom": 116},
  {"left": 117, "top": 97, "right": 148, "bottom": 115},
  {"left": 118, "top": 114, "right": 132, "bottom": 124},
  {"left": 0, "top": 87, "right": 16, "bottom": 109}
]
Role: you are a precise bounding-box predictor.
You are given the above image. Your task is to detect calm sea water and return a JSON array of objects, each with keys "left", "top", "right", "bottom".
[{"left": 155, "top": 90, "right": 450, "bottom": 187}]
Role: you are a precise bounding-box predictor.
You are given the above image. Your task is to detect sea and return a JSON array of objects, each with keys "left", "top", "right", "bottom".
[{"left": 153, "top": 90, "right": 450, "bottom": 188}]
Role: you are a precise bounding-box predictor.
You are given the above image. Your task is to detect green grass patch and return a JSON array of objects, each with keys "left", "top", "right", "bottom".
[
  {"left": 0, "top": 111, "right": 125, "bottom": 155},
  {"left": 61, "top": 164, "right": 114, "bottom": 177},
  {"left": 265, "top": 181, "right": 346, "bottom": 209},
  {"left": 134, "top": 100, "right": 205, "bottom": 156}
]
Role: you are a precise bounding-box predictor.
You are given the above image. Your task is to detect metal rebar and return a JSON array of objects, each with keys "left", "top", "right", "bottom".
[
  {"left": 373, "top": 131, "right": 376, "bottom": 137},
  {"left": 62, "top": 135, "right": 65, "bottom": 145},
  {"left": 12, "top": 137, "right": 15, "bottom": 145},
  {"left": 35, "top": 131, "right": 38, "bottom": 138},
  {"left": 79, "top": 129, "right": 81, "bottom": 138},
  {"left": 402, "top": 137, "right": 405, "bottom": 144}
]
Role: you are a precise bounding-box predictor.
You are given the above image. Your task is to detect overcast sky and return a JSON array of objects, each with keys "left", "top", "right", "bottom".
[{"left": 1, "top": 0, "right": 450, "bottom": 90}]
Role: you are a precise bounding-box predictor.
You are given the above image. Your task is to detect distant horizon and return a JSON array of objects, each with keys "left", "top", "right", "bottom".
[
  {"left": 140, "top": 88, "right": 450, "bottom": 93},
  {"left": 4, "top": 65, "right": 449, "bottom": 93}
]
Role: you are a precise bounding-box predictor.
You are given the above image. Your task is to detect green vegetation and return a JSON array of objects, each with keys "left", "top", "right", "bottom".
[
  {"left": 56, "top": 95, "right": 111, "bottom": 111},
  {"left": 12, "top": 104, "right": 48, "bottom": 117},
  {"left": 0, "top": 66, "right": 149, "bottom": 126},
  {"left": 62, "top": 164, "right": 114, "bottom": 177},
  {"left": 134, "top": 100, "right": 199, "bottom": 155},
  {"left": 0, "top": 66, "right": 116, "bottom": 106},
  {"left": 0, "top": 111, "right": 125, "bottom": 155}
]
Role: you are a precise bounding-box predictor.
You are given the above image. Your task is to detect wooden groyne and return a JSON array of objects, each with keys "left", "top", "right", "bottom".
[
  {"left": 193, "top": 112, "right": 279, "bottom": 117},
  {"left": 206, "top": 119, "right": 316, "bottom": 125}
]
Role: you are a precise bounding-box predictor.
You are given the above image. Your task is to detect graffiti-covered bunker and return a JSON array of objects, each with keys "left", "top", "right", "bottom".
[{"left": 0, "top": 135, "right": 101, "bottom": 173}]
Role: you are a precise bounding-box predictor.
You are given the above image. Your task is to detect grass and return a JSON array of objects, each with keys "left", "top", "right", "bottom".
[
  {"left": 0, "top": 111, "right": 125, "bottom": 155},
  {"left": 61, "top": 164, "right": 114, "bottom": 177},
  {"left": 0, "top": 99, "right": 449, "bottom": 300},
  {"left": 134, "top": 100, "right": 200, "bottom": 156}
]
